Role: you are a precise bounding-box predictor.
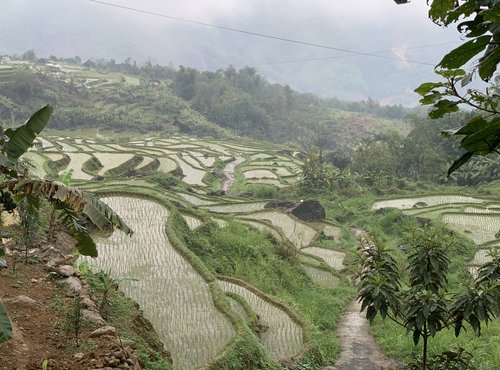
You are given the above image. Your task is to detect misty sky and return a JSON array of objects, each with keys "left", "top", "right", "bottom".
[{"left": 0, "top": 0, "right": 462, "bottom": 104}]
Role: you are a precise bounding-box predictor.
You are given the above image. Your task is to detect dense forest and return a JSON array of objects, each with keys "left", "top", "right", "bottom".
[{"left": 0, "top": 54, "right": 498, "bottom": 187}]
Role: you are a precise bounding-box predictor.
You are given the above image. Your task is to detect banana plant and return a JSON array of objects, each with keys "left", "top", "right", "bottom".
[{"left": 0, "top": 105, "right": 133, "bottom": 343}]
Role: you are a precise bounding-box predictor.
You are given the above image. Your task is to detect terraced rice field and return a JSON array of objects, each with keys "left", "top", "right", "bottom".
[
  {"left": 21, "top": 152, "right": 47, "bottom": 179},
  {"left": 82, "top": 197, "right": 235, "bottom": 370},
  {"left": 219, "top": 280, "right": 303, "bottom": 361},
  {"left": 204, "top": 202, "right": 268, "bottom": 214},
  {"left": 174, "top": 157, "right": 207, "bottom": 186},
  {"left": 64, "top": 153, "right": 93, "bottom": 180},
  {"left": 241, "top": 211, "right": 317, "bottom": 249},
  {"left": 93, "top": 153, "right": 135, "bottom": 175},
  {"left": 441, "top": 213, "right": 500, "bottom": 245},
  {"left": 372, "top": 195, "right": 483, "bottom": 210},
  {"left": 243, "top": 169, "right": 278, "bottom": 179},
  {"left": 178, "top": 193, "right": 218, "bottom": 206},
  {"left": 322, "top": 224, "right": 343, "bottom": 241},
  {"left": 302, "top": 265, "right": 339, "bottom": 288},
  {"left": 157, "top": 157, "right": 177, "bottom": 173},
  {"left": 182, "top": 214, "right": 203, "bottom": 230},
  {"left": 302, "top": 247, "right": 345, "bottom": 271}
]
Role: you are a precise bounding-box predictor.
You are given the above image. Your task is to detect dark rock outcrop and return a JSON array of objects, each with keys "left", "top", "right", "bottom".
[{"left": 291, "top": 200, "right": 326, "bottom": 222}]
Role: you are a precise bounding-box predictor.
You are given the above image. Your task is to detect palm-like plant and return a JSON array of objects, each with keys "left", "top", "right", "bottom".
[{"left": 0, "top": 105, "right": 133, "bottom": 343}]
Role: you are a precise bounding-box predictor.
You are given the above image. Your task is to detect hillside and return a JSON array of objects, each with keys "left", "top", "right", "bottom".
[
  {"left": 0, "top": 130, "right": 498, "bottom": 370},
  {"left": 0, "top": 57, "right": 412, "bottom": 145}
]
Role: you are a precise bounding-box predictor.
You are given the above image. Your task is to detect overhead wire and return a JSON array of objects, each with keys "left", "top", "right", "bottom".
[
  {"left": 238, "top": 42, "right": 460, "bottom": 67},
  {"left": 86, "top": 0, "right": 440, "bottom": 67}
]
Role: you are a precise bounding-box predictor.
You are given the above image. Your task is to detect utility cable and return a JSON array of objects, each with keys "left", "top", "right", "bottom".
[{"left": 86, "top": 0, "right": 438, "bottom": 67}]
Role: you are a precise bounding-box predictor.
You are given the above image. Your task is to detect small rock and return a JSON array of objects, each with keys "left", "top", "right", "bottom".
[
  {"left": 73, "top": 352, "right": 85, "bottom": 359},
  {"left": 56, "top": 276, "right": 82, "bottom": 296},
  {"left": 31, "top": 278, "right": 38, "bottom": 283},
  {"left": 5, "top": 295, "right": 41, "bottom": 309},
  {"left": 118, "top": 339, "right": 137, "bottom": 350},
  {"left": 81, "top": 309, "right": 106, "bottom": 326},
  {"left": 57, "top": 265, "right": 76, "bottom": 277},
  {"left": 81, "top": 295, "right": 97, "bottom": 310},
  {"left": 90, "top": 325, "right": 117, "bottom": 338}
]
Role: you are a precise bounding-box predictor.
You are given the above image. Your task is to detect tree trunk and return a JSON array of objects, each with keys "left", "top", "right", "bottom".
[{"left": 422, "top": 323, "right": 428, "bottom": 370}]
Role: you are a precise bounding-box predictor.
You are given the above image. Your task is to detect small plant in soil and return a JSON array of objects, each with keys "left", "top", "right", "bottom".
[
  {"left": 17, "top": 197, "right": 40, "bottom": 264},
  {"left": 64, "top": 296, "right": 86, "bottom": 347}
]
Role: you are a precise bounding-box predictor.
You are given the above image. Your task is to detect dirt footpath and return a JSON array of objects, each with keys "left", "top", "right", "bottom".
[{"left": 327, "top": 300, "right": 400, "bottom": 370}]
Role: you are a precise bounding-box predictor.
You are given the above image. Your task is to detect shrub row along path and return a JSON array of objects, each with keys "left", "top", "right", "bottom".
[
  {"left": 221, "top": 155, "right": 245, "bottom": 192},
  {"left": 82, "top": 196, "right": 235, "bottom": 370}
]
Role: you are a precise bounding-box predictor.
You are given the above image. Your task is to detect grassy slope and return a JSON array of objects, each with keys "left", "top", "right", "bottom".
[{"left": 175, "top": 219, "right": 355, "bottom": 368}]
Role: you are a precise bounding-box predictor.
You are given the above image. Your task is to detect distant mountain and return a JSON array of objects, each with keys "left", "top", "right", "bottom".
[{"left": 0, "top": 0, "right": 459, "bottom": 105}]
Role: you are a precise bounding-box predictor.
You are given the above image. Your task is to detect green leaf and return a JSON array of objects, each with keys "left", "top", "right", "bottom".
[
  {"left": 429, "top": 0, "right": 457, "bottom": 23},
  {"left": 454, "top": 116, "right": 488, "bottom": 135},
  {"left": 429, "top": 99, "right": 459, "bottom": 119},
  {"left": 438, "top": 35, "right": 492, "bottom": 69},
  {"left": 478, "top": 44, "right": 500, "bottom": 81},
  {"left": 460, "top": 119, "right": 500, "bottom": 152},
  {"left": 73, "top": 229, "right": 98, "bottom": 257},
  {"left": 0, "top": 304, "right": 12, "bottom": 343},
  {"left": 414, "top": 82, "right": 444, "bottom": 96},
  {"left": 4, "top": 105, "right": 53, "bottom": 162},
  {"left": 483, "top": 4, "right": 500, "bottom": 23}
]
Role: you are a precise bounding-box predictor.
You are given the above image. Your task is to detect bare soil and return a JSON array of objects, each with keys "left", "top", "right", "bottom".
[
  {"left": 328, "top": 300, "right": 400, "bottom": 370},
  {"left": 0, "top": 255, "right": 117, "bottom": 370}
]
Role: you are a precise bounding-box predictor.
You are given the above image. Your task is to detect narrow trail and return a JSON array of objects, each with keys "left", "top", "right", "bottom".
[
  {"left": 221, "top": 155, "right": 245, "bottom": 193},
  {"left": 326, "top": 300, "right": 399, "bottom": 370}
]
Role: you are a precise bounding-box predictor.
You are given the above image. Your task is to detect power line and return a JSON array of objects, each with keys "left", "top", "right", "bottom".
[
  {"left": 242, "top": 42, "right": 460, "bottom": 67},
  {"left": 86, "top": 0, "right": 437, "bottom": 67}
]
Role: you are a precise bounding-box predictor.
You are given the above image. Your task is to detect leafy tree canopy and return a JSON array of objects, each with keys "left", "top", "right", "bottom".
[{"left": 412, "top": 0, "right": 500, "bottom": 175}]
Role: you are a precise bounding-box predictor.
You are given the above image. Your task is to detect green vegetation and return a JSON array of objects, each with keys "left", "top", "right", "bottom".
[
  {"left": 413, "top": 0, "right": 499, "bottom": 174},
  {"left": 82, "top": 268, "right": 173, "bottom": 370},
  {"left": 63, "top": 296, "right": 85, "bottom": 347},
  {"left": 357, "top": 227, "right": 498, "bottom": 370},
  {"left": 175, "top": 219, "right": 355, "bottom": 367}
]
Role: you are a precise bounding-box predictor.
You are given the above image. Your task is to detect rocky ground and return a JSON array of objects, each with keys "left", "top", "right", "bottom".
[{"left": 0, "top": 233, "right": 169, "bottom": 370}]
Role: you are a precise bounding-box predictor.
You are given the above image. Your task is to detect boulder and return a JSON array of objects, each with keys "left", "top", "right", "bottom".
[
  {"left": 5, "top": 295, "right": 41, "bottom": 309},
  {"left": 211, "top": 170, "right": 225, "bottom": 179},
  {"left": 290, "top": 200, "right": 325, "bottom": 222},
  {"left": 81, "top": 309, "right": 106, "bottom": 326},
  {"left": 57, "top": 265, "right": 76, "bottom": 277},
  {"left": 56, "top": 276, "right": 82, "bottom": 296},
  {"left": 413, "top": 201, "right": 428, "bottom": 208}
]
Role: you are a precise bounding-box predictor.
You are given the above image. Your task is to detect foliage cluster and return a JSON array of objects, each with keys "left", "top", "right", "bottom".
[
  {"left": 0, "top": 58, "right": 410, "bottom": 145},
  {"left": 357, "top": 225, "right": 499, "bottom": 370}
]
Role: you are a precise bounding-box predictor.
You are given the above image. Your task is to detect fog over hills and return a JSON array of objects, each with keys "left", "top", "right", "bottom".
[{"left": 0, "top": 0, "right": 460, "bottom": 105}]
